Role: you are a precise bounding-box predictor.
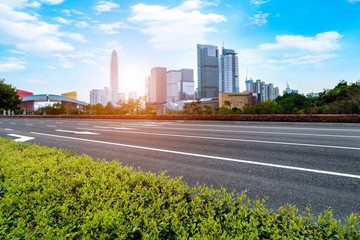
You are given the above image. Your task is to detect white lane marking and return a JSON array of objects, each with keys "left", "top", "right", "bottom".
[
  {"left": 81, "top": 127, "right": 360, "bottom": 151},
  {"left": 163, "top": 123, "right": 360, "bottom": 132},
  {"left": 30, "top": 131, "right": 360, "bottom": 179},
  {"left": 78, "top": 123, "right": 89, "bottom": 125},
  {"left": 4, "top": 128, "right": 13, "bottom": 131},
  {"left": 26, "top": 124, "right": 33, "bottom": 126},
  {"left": 95, "top": 126, "right": 134, "bottom": 130},
  {"left": 55, "top": 129, "right": 99, "bottom": 135},
  {"left": 47, "top": 125, "right": 56, "bottom": 128},
  {"left": 7, "top": 134, "right": 35, "bottom": 142},
  {"left": 56, "top": 122, "right": 63, "bottom": 124},
  {"left": 113, "top": 125, "right": 360, "bottom": 139}
]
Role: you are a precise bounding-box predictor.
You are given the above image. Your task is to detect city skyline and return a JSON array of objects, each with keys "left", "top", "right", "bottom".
[{"left": 1, "top": 0, "right": 360, "bottom": 102}]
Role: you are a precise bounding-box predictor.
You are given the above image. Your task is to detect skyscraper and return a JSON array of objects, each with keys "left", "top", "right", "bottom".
[
  {"left": 110, "top": 50, "right": 119, "bottom": 93},
  {"left": 149, "top": 67, "right": 167, "bottom": 103},
  {"left": 197, "top": 44, "right": 219, "bottom": 99},
  {"left": 219, "top": 48, "right": 239, "bottom": 93}
]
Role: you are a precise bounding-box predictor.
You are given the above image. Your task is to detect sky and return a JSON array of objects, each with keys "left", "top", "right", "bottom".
[{"left": 1, "top": 0, "right": 360, "bottom": 102}]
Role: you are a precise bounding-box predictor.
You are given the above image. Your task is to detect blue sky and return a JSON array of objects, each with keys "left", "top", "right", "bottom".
[{"left": 1, "top": 0, "right": 359, "bottom": 102}]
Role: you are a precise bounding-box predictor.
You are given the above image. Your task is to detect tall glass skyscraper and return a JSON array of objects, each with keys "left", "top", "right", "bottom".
[
  {"left": 197, "top": 44, "right": 219, "bottom": 99},
  {"left": 219, "top": 48, "right": 239, "bottom": 93}
]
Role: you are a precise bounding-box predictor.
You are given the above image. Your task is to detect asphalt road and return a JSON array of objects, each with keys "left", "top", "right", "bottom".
[{"left": 1, "top": 117, "right": 359, "bottom": 220}]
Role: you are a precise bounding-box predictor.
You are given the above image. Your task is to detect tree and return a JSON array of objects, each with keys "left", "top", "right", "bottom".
[
  {"left": 242, "top": 101, "right": 283, "bottom": 114},
  {"left": 0, "top": 78, "right": 22, "bottom": 111},
  {"left": 117, "top": 97, "right": 145, "bottom": 114},
  {"left": 183, "top": 99, "right": 202, "bottom": 114},
  {"left": 92, "top": 103, "right": 105, "bottom": 115},
  {"left": 203, "top": 104, "right": 213, "bottom": 114},
  {"left": 275, "top": 93, "right": 311, "bottom": 114},
  {"left": 104, "top": 102, "right": 116, "bottom": 115}
]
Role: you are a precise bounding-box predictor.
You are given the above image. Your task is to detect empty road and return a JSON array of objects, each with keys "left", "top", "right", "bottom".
[{"left": 0, "top": 117, "right": 359, "bottom": 220}]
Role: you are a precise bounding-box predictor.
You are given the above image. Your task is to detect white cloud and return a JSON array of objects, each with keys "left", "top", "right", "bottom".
[
  {"left": 46, "top": 66, "right": 56, "bottom": 69},
  {"left": 8, "top": 49, "right": 26, "bottom": 55},
  {"left": 249, "top": 12, "right": 269, "bottom": 26},
  {"left": 0, "top": 63, "right": 26, "bottom": 72},
  {"left": 95, "top": 22, "right": 128, "bottom": 34},
  {"left": 62, "top": 9, "right": 83, "bottom": 16},
  {"left": 238, "top": 31, "right": 342, "bottom": 70},
  {"left": 75, "top": 21, "right": 89, "bottom": 28},
  {"left": 0, "top": 3, "right": 74, "bottom": 54},
  {"left": 39, "top": 0, "right": 65, "bottom": 5},
  {"left": 67, "top": 33, "right": 87, "bottom": 43},
  {"left": 53, "top": 17, "right": 71, "bottom": 24},
  {"left": 93, "top": 1, "right": 120, "bottom": 14},
  {"left": 128, "top": 1, "right": 226, "bottom": 50},
  {"left": 259, "top": 31, "right": 342, "bottom": 52},
  {"left": 347, "top": 0, "right": 360, "bottom": 3},
  {"left": 250, "top": 0, "right": 270, "bottom": 6}
]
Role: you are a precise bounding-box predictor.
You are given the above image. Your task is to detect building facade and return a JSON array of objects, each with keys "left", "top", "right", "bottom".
[
  {"left": 167, "top": 70, "right": 182, "bottom": 102},
  {"left": 219, "top": 48, "right": 239, "bottom": 93},
  {"left": 219, "top": 92, "right": 254, "bottom": 109},
  {"left": 197, "top": 44, "right": 219, "bottom": 99},
  {"left": 128, "top": 91, "right": 137, "bottom": 99},
  {"left": 149, "top": 67, "right": 167, "bottom": 103}
]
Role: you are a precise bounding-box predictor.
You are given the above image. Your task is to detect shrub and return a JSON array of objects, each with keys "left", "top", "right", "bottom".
[{"left": 0, "top": 138, "right": 359, "bottom": 239}]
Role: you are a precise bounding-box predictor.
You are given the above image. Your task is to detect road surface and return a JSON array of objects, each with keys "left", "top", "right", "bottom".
[{"left": 0, "top": 117, "right": 359, "bottom": 220}]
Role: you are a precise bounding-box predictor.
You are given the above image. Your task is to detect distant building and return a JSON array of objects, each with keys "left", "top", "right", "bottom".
[
  {"left": 118, "top": 92, "right": 126, "bottom": 101},
  {"left": 167, "top": 70, "right": 181, "bottom": 102},
  {"left": 219, "top": 93, "right": 254, "bottom": 110},
  {"left": 179, "top": 69, "right": 194, "bottom": 101},
  {"left": 17, "top": 89, "right": 34, "bottom": 111},
  {"left": 145, "top": 76, "right": 151, "bottom": 102},
  {"left": 149, "top": 67, "right": 167, "bottom": 103},
  {"left": 166, "top": 68, "right": 194, "bottom": 102},
  {"left": 219, "top": 48, "right": 239, "bottom": 93},
  {"left": 128, "top": 91, "right": 137, "bottom": 99},
  {"left": 61, "top": 91, "right": 77, "bottom": 100},
  {"left": 283, "top": 82, "right": 298, "bottom": 94},
  {"left": 197, "top": 44, "right": 219, "bottom": 99},
  {"left": 274, "top": 87, "right": 280, "bottom": 99},
  {"left": 245, "top": 79, "right": 255, "bottom": 93},
  {"left": 306, "top": 92, "right": 320, "bottom": 98},
  {"left": 90, "top": 87, "right": 111, "bottom": 106}
]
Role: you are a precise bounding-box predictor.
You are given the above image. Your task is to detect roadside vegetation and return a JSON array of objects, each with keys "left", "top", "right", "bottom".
[{"left": 0, "top": 138, "right": 359, "bottom": 239}]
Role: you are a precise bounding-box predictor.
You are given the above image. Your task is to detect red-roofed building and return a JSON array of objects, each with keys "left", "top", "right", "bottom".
[{"left": 16, "top": 89, "right": 34, "bottom": 111}]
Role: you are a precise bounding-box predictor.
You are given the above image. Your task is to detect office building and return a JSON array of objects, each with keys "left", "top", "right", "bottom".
[
  {"left": 167, "top": 70, "right": 182, "bottom": 102},
  {"left": 283, "top": 82, "right": 298, "bottom": 94},
  {"left": 219, "top": 92, "right": 256, "bottom": 109},
  {"left": 219, "top": 48, "right": 239, "bottom": 93},
  {"left": 149, "top": 67, "right": 167, "bottom": 103},
  {"left": 245, "top": 79, "right": 255, "bottom": 93},
  {"left": 145, "top": 76, "right": 151, "bottom": 102},
  {"left": 110, "top": 50, "right": 119, "bottom": 93},
  {"left": 166, "top": 68, "right": 195, "bottom": 102},
  {"left": 197, "top": 44, "right": 219, "bottom": 99}
]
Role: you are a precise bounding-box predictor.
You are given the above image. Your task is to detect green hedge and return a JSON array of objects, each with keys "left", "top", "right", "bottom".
[{"left": 0, "top": 138, "right": 359, "bottom": 239}]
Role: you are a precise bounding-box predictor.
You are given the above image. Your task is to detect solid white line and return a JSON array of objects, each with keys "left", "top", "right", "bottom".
[
  {"left": 4, "top": 128, "right": 13, "bottom": 131},
  {"left": 94, "top": 126, "right": 360, "bottom": 139},
  {"left": 163, "top": 123, "right": 360, "bottom": 132},
  {"left": 30, "top": 131, "right": 360, "bottom": 179},
  {"left": 81, "top": 127, "right": 360, "bottom": 151}
]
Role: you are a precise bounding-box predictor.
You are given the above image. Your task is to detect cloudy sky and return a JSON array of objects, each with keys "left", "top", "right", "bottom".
[{"left": 1, "top": 0, "right": 359, "bottom": 102}]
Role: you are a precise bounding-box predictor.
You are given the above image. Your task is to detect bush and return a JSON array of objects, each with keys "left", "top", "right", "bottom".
[{"left": 0, "top": 138, "right": 359, "bottom": 239}]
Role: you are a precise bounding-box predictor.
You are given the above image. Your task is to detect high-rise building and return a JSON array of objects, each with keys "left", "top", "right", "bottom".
[
  {"left": 274, "top": 87, "right": 280, "bottom": 99},
  {"left": 179, "top": 69, "right": 194, "bottom": 101},
  {"left": 149, "top": 67, "right": 167, "bottom": 103},
  {"left": 197, "top": 44, "right": 219, "bottom": 99},
  {"left": 245, "top": 79, "right": 255, "bottom": 93},
  {"left": 219, "top": 48, "right": 239, "bottom": 93},
  {"left": 118, "top": 92, "right": 126, "bottom": 101},
  {"left": 110, "top": 50, "right": 119, "bottom": 93},
  {"left": 283, "top": 82, "right": 298, "bottom": 94},
  {"left": 166, "top": 68, "right": 195, "bottom": 102},
  {"left": 167, "top": 70, "right": 181, "bottom": 102},
  {"left": 90, "top": 89, "right": 105, "bottom": 105},
  {"left": 145, "top": 76, "right": 151, "bottom": 102}
]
